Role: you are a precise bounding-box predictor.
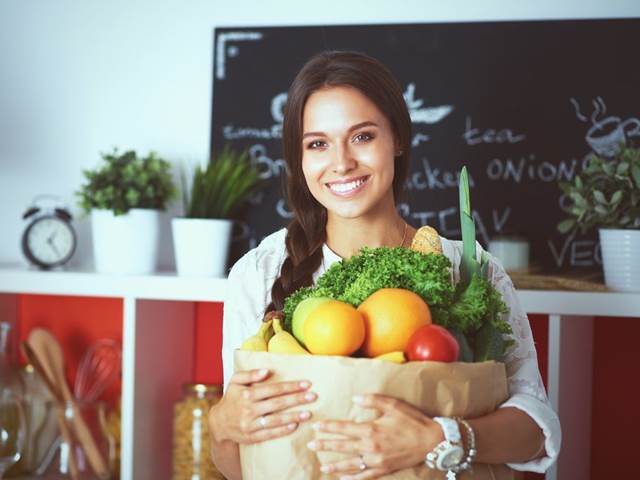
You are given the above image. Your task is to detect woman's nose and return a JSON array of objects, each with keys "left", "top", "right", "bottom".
[{"left": 331, "top": 143, "right": 357, "bottom": 175}]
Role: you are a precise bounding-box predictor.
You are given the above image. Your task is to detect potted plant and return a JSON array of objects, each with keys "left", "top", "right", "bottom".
[
  {"left": 172, "top": 145, "right": 264, "bottom": 277},
  {"left": 557, "top": 144, "right": 640, "bottom": 291},
  {"left": 76, "top": 148, "right": 176, "bottom": 275}
]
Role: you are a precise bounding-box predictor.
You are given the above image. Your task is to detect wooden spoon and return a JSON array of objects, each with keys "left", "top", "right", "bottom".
[
  {"left": 27, "top": 328, "right": 110, "bottom": 479},
  {"left": 20, "top": 341, "right": 80, "bottom": 480}
]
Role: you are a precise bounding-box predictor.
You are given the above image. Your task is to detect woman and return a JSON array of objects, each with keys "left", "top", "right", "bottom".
[{"left": 208, "top": 51, "right": 561, "bottom": 479}]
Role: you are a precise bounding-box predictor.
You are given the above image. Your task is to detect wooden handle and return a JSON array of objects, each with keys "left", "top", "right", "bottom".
[
  {"left": 68, "top": 401, "right": 110, "bottom": 479},
  {"left": 56, "top": 406, "right": 79, "bottom": 480}
]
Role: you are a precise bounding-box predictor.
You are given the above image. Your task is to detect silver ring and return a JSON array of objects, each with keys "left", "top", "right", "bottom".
[
  {"left": 359, "top": 455, "right": 367, "bottom": 471},
  {"left": 258, "top": 416, "right": 268, "bottom": 428}
]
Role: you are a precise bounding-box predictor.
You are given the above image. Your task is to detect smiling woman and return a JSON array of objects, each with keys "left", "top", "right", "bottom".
[{"left": 208, "top": 51, "right": 560, "bottom": 480}]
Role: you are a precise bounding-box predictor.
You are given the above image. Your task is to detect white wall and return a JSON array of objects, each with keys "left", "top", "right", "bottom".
[{"left": 1, "top": 0, "right": 638, "bottom": 269}]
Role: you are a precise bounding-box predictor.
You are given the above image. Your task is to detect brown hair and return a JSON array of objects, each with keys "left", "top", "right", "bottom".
[{"left": 265, "top": 50, "right": 412, "bottom": 315}]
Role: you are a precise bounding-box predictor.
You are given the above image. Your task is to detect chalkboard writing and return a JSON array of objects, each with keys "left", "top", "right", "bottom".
[{"left": 210, "top": 19, "right": 640, "bottom": 274}]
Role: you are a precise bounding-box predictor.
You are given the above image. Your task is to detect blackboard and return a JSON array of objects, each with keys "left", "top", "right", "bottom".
[{"left": 210, "top": 19, "right": 640, "bottom": 274}]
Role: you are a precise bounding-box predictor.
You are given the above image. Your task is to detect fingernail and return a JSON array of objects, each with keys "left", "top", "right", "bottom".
[
  {"left": 299, "top": 380, "right": 311, "bottom": 389},
  {"left": 287, "top": 422, "right": 297, "bottom": 430},
  {"left": 307, "top": 440, "right": 317, "bottom": 450},
  {"left": 311, "top": 422, "right": 321, "bottom": 431},
  {"left": 320, "top": 465, "right": 333, "bottom": 473},
  {"left": 304, "top": 392, "right": 317, "bottom": 401},
  {"left": 352, "top": 395, "right": 364, "bottom": 404},
  {"left": 299, "top": 411, "right": 311, "bottom": 420},
  {"left": 259, "top": 368, "right": 269, "bottom": 376}
]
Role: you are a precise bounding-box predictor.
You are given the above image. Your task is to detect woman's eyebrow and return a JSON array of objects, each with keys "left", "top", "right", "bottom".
[{"left": 302, "top": 121, "right": 379, "bottom": 140}]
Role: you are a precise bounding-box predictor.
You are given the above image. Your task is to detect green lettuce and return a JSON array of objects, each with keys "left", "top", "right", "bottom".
[{"left": 282, "top": 246, "right": 514, "bottom": 362}]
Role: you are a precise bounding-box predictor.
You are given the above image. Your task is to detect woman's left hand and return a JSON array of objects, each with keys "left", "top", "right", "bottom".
[{"left": 307, "top": 394, "right": 444, "bottom": 479}]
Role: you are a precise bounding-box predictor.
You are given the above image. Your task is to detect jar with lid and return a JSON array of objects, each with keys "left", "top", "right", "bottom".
[{"left": 172, "top": 383, "right": 224, "bottom": 480}]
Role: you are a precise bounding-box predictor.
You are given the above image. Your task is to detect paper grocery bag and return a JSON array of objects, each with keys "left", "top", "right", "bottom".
[{"left": 235, "top": 350, "right": 518, "bottom": 479}]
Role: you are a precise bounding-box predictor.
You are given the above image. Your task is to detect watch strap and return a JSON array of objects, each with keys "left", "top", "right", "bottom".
[{"left": 433, "top": 417, "right": 462, "bottom": 443}]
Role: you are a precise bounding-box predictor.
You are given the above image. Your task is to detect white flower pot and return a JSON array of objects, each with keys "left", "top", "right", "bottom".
[
  {"left": 91, "top": 208, "right": 161, "bottom": 275},
  {"left": 171, "top": 218, "right": 233, "bottom": 277},
  {"left": 599, "top": 228, "right": 640, "bottom": 292}
]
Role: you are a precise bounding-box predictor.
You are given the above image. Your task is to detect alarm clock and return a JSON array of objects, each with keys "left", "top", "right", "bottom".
[{"left": 21, "top": 195, "right": 77, "bottom": 270}]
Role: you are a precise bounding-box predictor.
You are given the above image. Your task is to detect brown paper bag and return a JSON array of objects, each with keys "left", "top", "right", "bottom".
[{"left": 235, "top": 350, "right": 519, "bottom": 479}]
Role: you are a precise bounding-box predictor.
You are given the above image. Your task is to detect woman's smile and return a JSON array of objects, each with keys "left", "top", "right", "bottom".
[{"left": 325, "top": 175, "right": 371, "bottom": 197}]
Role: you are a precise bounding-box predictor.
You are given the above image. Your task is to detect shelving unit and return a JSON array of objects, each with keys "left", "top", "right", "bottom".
[
  {"left": 0, "top": 263, "right": 227, "bottom": 480},
  {"left": 0, "top": 262, "right": 638, "bottom": 480}
]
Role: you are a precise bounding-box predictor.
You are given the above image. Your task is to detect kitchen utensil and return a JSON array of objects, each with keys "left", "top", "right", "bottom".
[
  {"left": 74, "top": 339, "right": 121, "bottom": 402},
  {"left": 25, "top": 329, "right": 110, "bottom": 479},
  {"left": 20, "top": 341, "right": 80, "bottom": 479}
]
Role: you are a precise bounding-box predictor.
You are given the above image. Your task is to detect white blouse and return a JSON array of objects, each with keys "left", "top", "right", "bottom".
[{"left": 221, "top": 227, "right": 561, "bottom": 473}]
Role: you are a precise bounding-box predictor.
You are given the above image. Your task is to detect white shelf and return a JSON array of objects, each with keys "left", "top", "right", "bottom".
[
  {"left": 2, "top": 263, "right": 639, "bottom": 316},
  {"left": 0, "top": 263, "right": 228, "bottom": 302},
  {"left": 518, "top": 290, "right": 640, "bottom": 318},
  {"left": 2, "top": 263, "right": 639, "bottom": 480}
]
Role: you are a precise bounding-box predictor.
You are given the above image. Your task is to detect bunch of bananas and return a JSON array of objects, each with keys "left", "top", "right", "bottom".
[{"left": 240, "top": 315, "right": 310, "bottom": 355}]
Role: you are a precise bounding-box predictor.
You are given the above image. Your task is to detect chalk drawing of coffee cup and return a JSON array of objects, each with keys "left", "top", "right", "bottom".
[{"left": 586, "top": 116, "right": 640, "bottom": 157}]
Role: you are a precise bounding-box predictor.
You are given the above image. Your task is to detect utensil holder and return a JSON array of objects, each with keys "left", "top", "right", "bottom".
[{"left": 43, "top": 401, "right": 115, "bottom": 479}]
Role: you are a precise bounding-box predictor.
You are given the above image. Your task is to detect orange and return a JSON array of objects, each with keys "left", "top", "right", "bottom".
[
  {"left": 303, "top": 300, "right": 365, "bottom": 356},
  {"left": 357, "top": 288, "right": 432, "bottom": 358}
]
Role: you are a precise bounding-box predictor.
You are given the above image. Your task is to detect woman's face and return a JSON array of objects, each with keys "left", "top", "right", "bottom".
[{"left": 301, "top": 85, "right": 397, "bottom": 220}]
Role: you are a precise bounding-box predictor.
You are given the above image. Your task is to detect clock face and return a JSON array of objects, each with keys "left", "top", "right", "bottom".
[{"left": 23, "top": 216, "right": 76, "bottom": 267}]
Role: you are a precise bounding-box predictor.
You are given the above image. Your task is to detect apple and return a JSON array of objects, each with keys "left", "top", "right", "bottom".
[{"left": 291, "top": 297, "right": 332, "bottom": 346}]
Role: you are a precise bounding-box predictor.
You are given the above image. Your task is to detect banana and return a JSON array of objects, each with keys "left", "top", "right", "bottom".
[
  {"left": 268, "top": 318, "right": 311, "bottom": 355},
  {"left": 374, "top": 351, "right": 407, "bottom": 363},
  {"left": 240, "top": 319, "right": 273, "bottom": 352},
  {"left": 410, "top": 225, "right": 443, "bottom": 255}
]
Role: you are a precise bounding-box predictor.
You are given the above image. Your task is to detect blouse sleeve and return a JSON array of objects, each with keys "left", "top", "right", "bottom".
[
  {"left": 485, "top": 253, "right": 562, "bottom": 473},
  {"left": 221, "top": 249, "right": 268, "bottom": 391}
]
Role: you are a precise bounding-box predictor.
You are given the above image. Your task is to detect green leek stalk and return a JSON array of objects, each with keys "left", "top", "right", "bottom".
[{"left": 459, "top": 166, "right": 481, "bottom": 285}]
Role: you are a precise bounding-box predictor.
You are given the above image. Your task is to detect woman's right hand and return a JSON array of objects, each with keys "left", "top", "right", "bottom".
[{"left": 209, "top": 368, "right": 317, "bottom": 445}]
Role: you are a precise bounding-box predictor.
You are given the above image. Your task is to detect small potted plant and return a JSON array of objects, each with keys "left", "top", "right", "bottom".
[
  {"left": 172, "top": 145, "right": 265, "bottom": 277},
  {"left": 557, "top": 144, "right": 640, "bottom": 291},
  {"left": 76, "top": 148, "right": 176, "bottom": 275}
]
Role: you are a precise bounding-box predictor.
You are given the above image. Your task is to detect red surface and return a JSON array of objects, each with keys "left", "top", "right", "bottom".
[
  {"left": 17, "top": 294, "right": 123, "bottom": 406},
  {"left": 15, "top": 295, "right": 640, "bottom": 479},
  {"left": 523, "top": 314, "right": 548, "bottom": 480},
  {"left": 192, "top": 301, "right": 224, "bottom": 385},
  {"left": 590, "top": 316, "right": 640, "bottom": 479}
]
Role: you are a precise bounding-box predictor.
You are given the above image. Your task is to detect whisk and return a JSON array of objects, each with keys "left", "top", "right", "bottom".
[{"left": 74, "top": 339, "right": 121, "bottom": 402}]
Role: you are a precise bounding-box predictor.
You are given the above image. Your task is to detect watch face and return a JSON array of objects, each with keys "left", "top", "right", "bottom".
[
  {"left": 441, "top": 445, "right": 465, "bottom": 469},
  {"left": 23, "top": 216, "right": 76, "bottom": 268}
]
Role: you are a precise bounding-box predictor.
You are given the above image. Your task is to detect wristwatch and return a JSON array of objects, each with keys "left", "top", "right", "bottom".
[{"left": 425, "top": 417, "right": 465, "bottom": 473}]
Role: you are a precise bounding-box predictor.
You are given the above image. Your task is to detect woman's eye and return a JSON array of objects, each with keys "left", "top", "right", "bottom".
[
  {"left": 353, "top": 132, "right": 374, "bottom": 143},
  {"left": 307, "top": 140, "right": 327, "bottom": 149}
]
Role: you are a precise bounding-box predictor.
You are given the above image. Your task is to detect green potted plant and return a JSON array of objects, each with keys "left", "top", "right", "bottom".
[
  {"left": 172, "top": 145, "right": 265, "bottom": 277},
  {"left": 557, "top": 144, "right": 640, "bottom": 291},
  {"left": 76, "top": 148, "right": 176, "bottom": 275}
]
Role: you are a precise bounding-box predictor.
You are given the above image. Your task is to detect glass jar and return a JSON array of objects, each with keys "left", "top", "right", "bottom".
[
  {"left": 172, "top": 383, "right": 224, "bottom": 480},
  {"left": 1, "top": 322, "right": 27, "bottom": 478},
  {"left": 42, "top": 400, "right": 114, "bottom": 479},
  {"left": 6, "top": 365, "right": 58, "bottom": 477}
]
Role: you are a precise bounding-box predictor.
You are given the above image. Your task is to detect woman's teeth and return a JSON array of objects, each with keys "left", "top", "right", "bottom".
[{"left": 328, "top": 177, "right": 368, "bottom": 193}]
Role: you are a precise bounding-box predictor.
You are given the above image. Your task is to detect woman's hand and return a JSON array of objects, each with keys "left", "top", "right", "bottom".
[
  {"left": 307, "top": 394, "right": 444, "bottom": 479},
  {"left": 209, "top": 368, "right": 317, "bottom": 445}
]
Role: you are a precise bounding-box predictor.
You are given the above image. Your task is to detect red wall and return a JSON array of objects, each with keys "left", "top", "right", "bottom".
[{"left": 14, "top": 296, "right": 639, "bottom": 479}]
